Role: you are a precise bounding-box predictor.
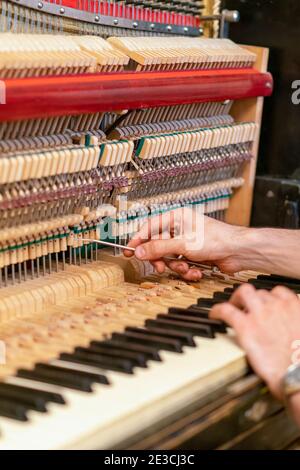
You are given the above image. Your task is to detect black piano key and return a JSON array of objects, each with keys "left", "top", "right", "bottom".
[
  {"left": 75, "top": 345, "right": 147, "bottom": 368},
  {"left": 17, "top": 367, "right": 94, "bottom": 392},
  {"left": 60, "top": 351, "right": 134, "bottom": 374},
  {"left": 157, "top": 313, "right": 227, "bottom": 333},
  {"left": 0, "top": 397, "right": 28, "bottom": 421},
  {"left": 257, "top": 274, "right": 300, "bottom": 285},
  {"left": 125, "top": 326, "right": 196, "bottom": 347},
  {"left": 112, "top": 331, "right": 183, "bottom": 353},
  {"left": 91, "top": 339, "right": 162, "bottom": 362},
  {"left": 185, "top": 306, "right": 210, "bottom": 318},
  {"left": 145, "top": 318, "right": 215, "bottom": 339},
  {"left": 248, "top": 279, "right": 300, "bottom": 293},
  {"left": 0, "top": 382, "right": 64, "bottom": 413},
  {"left": 197, "top": 298, "right": 224, "bottom": 307},
  {"left": 34, "top": 363, "right": 109, "bottom": 385},
  {"left": 213, "top": 291, "right": 233, "bottom": 301},
  {"left": 169, "top": 306, "right": 214, "bottom": 319}
]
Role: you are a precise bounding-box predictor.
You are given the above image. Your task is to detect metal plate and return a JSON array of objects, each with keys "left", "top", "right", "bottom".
[{"left": 8, "top": 0, "right": 201, "bottom": 36}]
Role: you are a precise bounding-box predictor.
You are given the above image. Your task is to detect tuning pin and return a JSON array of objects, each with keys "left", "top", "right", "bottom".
[
  {"left": 18, "top": 262, "right": 22, "bottom": 283},
  {"left": 23, "top": 260, "right": 28, "bottom": 282},
  {"left": 11, "top": 263, "right": 16, "bottom": 285},
  {"left": 31, "top": 259, "right": 35, "bottom": 279}
]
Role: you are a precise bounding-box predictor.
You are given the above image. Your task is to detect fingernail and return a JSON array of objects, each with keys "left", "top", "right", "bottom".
[{"left": 135, "top": 246, "right": 146, "bottom": 259}]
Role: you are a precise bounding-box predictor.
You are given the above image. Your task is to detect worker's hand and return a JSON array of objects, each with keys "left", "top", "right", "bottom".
[
  {"left": 124, "top": 208, "right": 251, "bottom": 281},
  {"left": 210, "top": 284, "right": 300, "bottom": 400}
]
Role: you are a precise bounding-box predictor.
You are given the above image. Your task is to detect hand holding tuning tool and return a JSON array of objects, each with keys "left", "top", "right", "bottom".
[{"left": 79, "top": 238, "right": 222, "bottom": 274}]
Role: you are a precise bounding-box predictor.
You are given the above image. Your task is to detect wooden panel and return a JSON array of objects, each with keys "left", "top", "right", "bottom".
[{"left": 226, "top": 45, "right": 270, "bottom": 226}]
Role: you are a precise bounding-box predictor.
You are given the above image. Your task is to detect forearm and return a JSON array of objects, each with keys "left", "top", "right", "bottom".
[{"left": 233, "top": 228, "right": 300, "bottom": 279}]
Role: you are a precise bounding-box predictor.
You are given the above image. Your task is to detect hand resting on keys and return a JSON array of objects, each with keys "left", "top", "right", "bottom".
[{"left": 211, "top": 283, "right": 300, "bottom": 427}]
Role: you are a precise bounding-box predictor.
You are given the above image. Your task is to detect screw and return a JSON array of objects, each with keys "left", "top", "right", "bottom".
[
  {"left": 95, "top": 15, "right": 100, "bottom": 23},
  {"left": 37, "top": 2, "right": 43, "bottom": 9},
  {"left": 132, "top": 22, "right": 138, "bottom": 28},
  {"left": 113, "top": 19, "right": 118, "bottom": 25},
  {"left": 60, "top": 7, "right": 65, "bottom": 14}
]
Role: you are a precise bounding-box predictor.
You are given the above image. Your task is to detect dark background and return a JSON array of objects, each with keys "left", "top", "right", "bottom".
[{"left": 223, "top": 0, "right": 300, "bottom": 177}]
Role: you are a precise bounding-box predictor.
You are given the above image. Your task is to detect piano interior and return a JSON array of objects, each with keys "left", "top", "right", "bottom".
[{"left": 0, "top": 0, "right": 299, "bottom": 451}]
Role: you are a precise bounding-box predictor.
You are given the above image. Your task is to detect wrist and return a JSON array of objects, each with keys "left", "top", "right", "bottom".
[{"left": 228, "top": 227, "right": 269, "bottom": 272}]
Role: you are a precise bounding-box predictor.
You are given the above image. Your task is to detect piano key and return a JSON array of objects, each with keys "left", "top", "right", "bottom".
[
  {"left": 157, "top": 313, "right": 227, "bottom": 333},
  {"left": 59, "top": 351, "right": 135, "bottom": 374},
  {"left": 0, "top": 382, "right": 64, "bottom": 414},
  {"left": 144, "top": 318, "right": 215, "bottom": 338},
  {"left": 34, "top": 364, "right": 109, "bottom": 386},
  {"left": 112, "top": 331, "right": 183, "bottom": 353},
  {"left": 75, "top": 345, "right": 148, "bottom": 368},
  {"left": 17, "top": 367, "right": 94, "bottom": 392},
  {"left": 0, "top": 398, "right": 29, "bottom": 422},
  {"left": 213, "top": 291, "right": 234, "bottom": 301},
  {"left": 0, "top": 382, "right": 65, "bottom": 406},
  {"left": 0, "top": 391, "right": 46, "bottom": 414},
  {"left": 248, "top": 279, "right": 300, "bottom": 293},
  {"left": 197, "top": 298, "right": 225, "bottom": 307},
  {"left": 125, "top": 326, "right": 196, "bottom": 347},
  {"left": 91, "top": 339, "right": 162, "bottom": 362},
  {"left": 257, "top": 274, "right": 300, "bottom": 285},
  {"left": 179, "top": 305, "right": 211, "bottom": 318}
]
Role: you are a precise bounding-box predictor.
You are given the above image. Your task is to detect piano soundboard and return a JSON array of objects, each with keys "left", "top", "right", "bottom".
[{"left": 1, "top": 0, "right": 296, "bottom": 452}]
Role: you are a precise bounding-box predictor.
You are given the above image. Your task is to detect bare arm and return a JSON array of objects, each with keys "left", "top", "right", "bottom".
[
  {"left": 233, "top": 227, "right": 300, "bottom": 280},
  {"left": 125, "top": 210, "right": 300, "bottom": 280}
]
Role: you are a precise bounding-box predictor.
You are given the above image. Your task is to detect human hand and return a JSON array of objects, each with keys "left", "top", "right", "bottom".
[
  {"left": 124, "top": 208, "right": 252, "bottom": 281},
  {"left": 210, "top": 284, "right": 300, "bottom": 400}
]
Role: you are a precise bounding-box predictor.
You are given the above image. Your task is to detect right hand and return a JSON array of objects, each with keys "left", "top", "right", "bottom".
[{"left": 124, "top": 208, "right": 250, "bottom": 281}]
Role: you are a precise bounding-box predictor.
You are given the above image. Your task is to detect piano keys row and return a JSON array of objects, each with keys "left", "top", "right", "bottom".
[{"left": 0, "top": 272, "right": 299, "bottom": 427}]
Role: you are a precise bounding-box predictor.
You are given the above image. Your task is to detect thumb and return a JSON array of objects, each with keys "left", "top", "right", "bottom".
[{"left": 135, "top": 239, "right": 184, "bottom": 261}]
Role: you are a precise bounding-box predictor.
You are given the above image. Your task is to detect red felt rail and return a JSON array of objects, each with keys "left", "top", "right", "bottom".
[{"left": 0, "top": 69, "right": 273, "bottom": 123}]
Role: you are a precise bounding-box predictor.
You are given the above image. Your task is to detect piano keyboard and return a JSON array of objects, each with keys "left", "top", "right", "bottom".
[
  {"left": 0, "top": 259, "right": 299, "bottom": 449},
  {"left": 0, "top": 260, "right": 248, "bottom": 449}
]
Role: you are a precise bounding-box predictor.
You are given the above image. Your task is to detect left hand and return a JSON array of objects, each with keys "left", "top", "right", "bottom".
[{"left": 210, "top": 284, "right": 300, "bottom": 400}]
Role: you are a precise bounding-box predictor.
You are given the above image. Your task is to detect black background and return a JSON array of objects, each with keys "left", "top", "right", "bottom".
[{"left": 223, "top": 0, "right": 300, "bottom": 177}]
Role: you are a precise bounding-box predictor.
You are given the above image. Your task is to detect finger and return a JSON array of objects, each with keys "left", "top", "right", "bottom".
[
  {"left": 151, "top": 260, "right": 166, "bottom": 274},
  {"left": 210, "top": 302, "right": 247, "bottom": 331},
  {"left": 166, "top": 260, "right": 190, "bottom": 276},
  {"left": 179, "top": 268, "right": 203, "bottom": 282},
  {"left": 125, "top": 213, "right": 176, "bottom": 257},
  {"left": 256, "top": 289, "right": 273, "bottom": 303},
  {"left": 271, "top": 285, "right": 298, "bottom": 301},
  {"left": 229, "top": 283, "right": 263, "bottom": 312},
  {"left": 135, "top": 239, "right": 183, "bottom": 261},
  {"left": 124, "top": 236, "right": 142, "bottom": 257}
]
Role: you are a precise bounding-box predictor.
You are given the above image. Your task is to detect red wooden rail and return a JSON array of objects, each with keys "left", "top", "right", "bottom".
[{"left": 0, "top": 69, "right": 273, "bottom": 123}]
